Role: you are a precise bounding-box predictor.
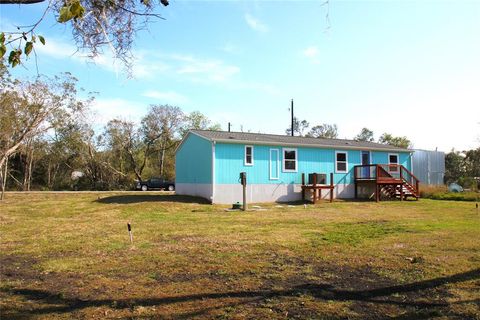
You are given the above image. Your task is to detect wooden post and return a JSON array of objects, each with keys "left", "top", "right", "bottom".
[
  {"left": 240, "top": 172, "right": 247, "bottom": 211},
  {"left": 400, "top": 168, "right": 404, "bottom": 201},
  {"left": 127, "top": 223, "right": 133, "bottom": 244},
  {"left": 416, "top": 181, "right": 419, "bottom": 200},
  {"left": 301, "top": 173, "right": 305, "bottom": 201},
  {"left": 330, "top": 172, "right": 334, "bottom": 203},
  {"left": 243, "top": 183, "right": 247, "bottom": 211},
  {"left": 312, "top": 174, "right": 317, "bottom": 204},
  {"left": 375, "top": 184, "right": 379, "bottom": 202}
]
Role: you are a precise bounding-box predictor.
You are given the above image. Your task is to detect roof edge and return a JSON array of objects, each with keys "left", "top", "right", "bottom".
[
  {"left": 212, "top": 138, "right": 411, "bottom": 153},
  {"left": 174, "top": 130, "right": 212, "bottom": 154}
]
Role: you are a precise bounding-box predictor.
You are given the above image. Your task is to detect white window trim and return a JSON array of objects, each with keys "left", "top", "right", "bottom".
[
  {"left": 335, "top": 151, "right": 348, "bottom": 173},
  {"left": 244, "top": 145, "right": 254, "bottom": 166},
  {"left": 282, "top": 148, "right": 298, "bottom": 172},
  {"left": 388, "top": 153, "right": 399, "bottom": 165},
  {"left": 388, "top": 153, "right": 399, "bottom": 171},
  {"left": 269, "top": 149, "right": 279, "bottom": 180}
]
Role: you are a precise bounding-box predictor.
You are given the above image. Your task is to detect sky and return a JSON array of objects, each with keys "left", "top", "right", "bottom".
[{"left": 1, "top": 0, "right": 479, "bottom": 152}]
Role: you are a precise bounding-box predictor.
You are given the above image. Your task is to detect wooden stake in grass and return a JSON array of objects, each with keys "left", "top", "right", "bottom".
[{"left": 127, "top": 223, "right": 133, "bottom": 244}]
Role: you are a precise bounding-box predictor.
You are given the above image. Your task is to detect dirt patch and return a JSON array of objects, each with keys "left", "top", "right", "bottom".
[{"left": 1, "top": 252, "right": 479, "bottom": 319}]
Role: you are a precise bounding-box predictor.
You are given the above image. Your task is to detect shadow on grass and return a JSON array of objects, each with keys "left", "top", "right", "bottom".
[
  {"left": 95, "top": 194, "right": 211, "bottom": 205},
  {"left": 2, "top": 268, "right": 479, "bottom": 317}
]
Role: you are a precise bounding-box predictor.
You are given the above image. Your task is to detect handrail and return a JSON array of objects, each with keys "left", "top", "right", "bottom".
[
  {"left": 355, "top": 164, "right": 419, "bottom": 186},
  {"left": 377, "top": 164, "right": 393, "bottom": 180},
  {"left": 354, "top": 164, "right": 420, "bottom": 198},
  {"left": 400, "top": 165, "right": 420, "bottom": 183}
]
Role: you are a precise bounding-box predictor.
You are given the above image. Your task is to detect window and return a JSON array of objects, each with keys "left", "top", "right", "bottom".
[
  {"left": 335, "top": 151, "right": 348, "bottom": 173},
  {"left": 283, "top": 148, "right": 297, "bottom": 172},
  {"left": 244, "top": 145, "right": 253, "bottom": 166},
  {"left": 388, "top": 153, "right": 399, "bottom": 172}
]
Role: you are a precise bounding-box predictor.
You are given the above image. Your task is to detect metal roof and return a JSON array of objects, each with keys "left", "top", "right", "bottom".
[{"left": 189, "top": 130, "right": 411, "bottom": 152}]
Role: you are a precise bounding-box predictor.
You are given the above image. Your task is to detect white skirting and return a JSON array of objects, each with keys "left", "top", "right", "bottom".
[
  {"left": 175, "top": 183, "right": 212, "bottom": 202},
  {"left": 212, "top": 183, "right": 355, "bottom": 204}
]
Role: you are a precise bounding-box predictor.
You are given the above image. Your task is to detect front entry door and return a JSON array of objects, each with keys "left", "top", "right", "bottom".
[{"left": 361, "top": 151, "right": 371, "bottom": 178}]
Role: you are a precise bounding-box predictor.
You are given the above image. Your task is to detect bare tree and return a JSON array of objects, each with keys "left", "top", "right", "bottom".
[
  {"left": 141, "top": 105, "right": 184, "bottom": 177},
  {"left": 0, "top": 0, "right": 169, "bottom": 72},
  {"left": 285, "top": 117, "right": 310, "bottom": 137},
  {"left": 0, "top": 72, "right": 90, "bottom": 199}
]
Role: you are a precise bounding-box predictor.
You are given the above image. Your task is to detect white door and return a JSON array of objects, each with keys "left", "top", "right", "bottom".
[{"left": 270, "top": 149, "right": 279, "bottom": 180}]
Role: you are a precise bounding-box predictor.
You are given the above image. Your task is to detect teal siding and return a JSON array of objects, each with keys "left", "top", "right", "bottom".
[
  {"left": 175, "top": 133, "right": 212, "bottom": 183},
  {"left": 215, "top": 143, "right": 411, "bottom": 185},
  {"left": 372, "top": 151, "right": 411, "bottom": 170}
]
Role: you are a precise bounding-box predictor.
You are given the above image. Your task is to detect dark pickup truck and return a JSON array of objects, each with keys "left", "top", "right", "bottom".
[{"left": 136, "top": 178, "right": 175, "bottom": 191}]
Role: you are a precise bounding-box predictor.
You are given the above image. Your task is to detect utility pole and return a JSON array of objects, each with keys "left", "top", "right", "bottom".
[
  {"left": 291, "top": 99, "right": 294, "bottom": 137},
  {"left": 228, "top": 122, "right": 231, "bottom": 132}
]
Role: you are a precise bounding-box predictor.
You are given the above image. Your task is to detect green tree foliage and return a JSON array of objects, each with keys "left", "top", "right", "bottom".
[
  {"left": 306, "top": 124, "right": 338, "bottom": 139},
  {"left": 0, "top": 70, "right": 221, "bottom": 194},
  {"left": 378, "top": 133, "right": 412, "bottom": 149},
  {"left": 444, "top": 148, "right": 480, "bottom": 189},
  {"left": 0, "top": 70, "right": 91, "bottom": 198},
  {"left": 98, "top": 108, "right": 220, "bottom": 185},
  {"left": 354, "top": 128, "right": 374, "bottom": 142},
  {"left": 464, "top": 148, "right": 480, "bottom": 178},
  {"left": 181, "top": 111, "right": 221, "bottom": 137},
  {"left": 444, "top": 151, "right": 466, "bottom": 185}
]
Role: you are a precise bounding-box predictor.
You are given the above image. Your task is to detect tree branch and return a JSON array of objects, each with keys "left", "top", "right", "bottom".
[{"left": 0, "top": 0, "right": 45, "bottom": 4}]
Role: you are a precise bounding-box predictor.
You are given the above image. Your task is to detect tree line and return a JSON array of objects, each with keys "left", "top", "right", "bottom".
[
  {"left": 445, "top": 149, "right": 480, "bottom": 189},
  {"left": 286, "top": 117, "right": 412, "bottom": 149},
  {"left": 0, "top": 67, "right": 219, "bottom": 198}
]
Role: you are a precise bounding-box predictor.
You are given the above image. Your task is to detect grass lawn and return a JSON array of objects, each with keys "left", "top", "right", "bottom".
[{"left": 1, "top": 192, "right": 479, "bottom": 319}]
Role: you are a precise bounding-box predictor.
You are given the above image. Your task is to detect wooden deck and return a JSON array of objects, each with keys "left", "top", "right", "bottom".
[
  {"left": 354, "top": 164, "right": 420, "bottom": 202},
  {"left": 301, "top": 172, "right": 334, "bottom": 204}
]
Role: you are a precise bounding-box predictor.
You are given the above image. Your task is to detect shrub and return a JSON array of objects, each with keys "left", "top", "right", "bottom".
[{"left": 420, "top": 185, "right": 479, "bottom": 202}]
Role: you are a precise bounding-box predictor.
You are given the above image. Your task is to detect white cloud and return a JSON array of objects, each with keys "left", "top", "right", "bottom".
[
  {"left": 33, "top": 37, "right": 123, "bottom": 75},
  {"left": 303, "top": 46, "right": 320, "bottom": 64},
  {"left": 34, "top": 38, "right": 78, "bottom": 60},
  {"left": 219, "top": 42, "right": 240, "bottom": 54},
  {"left": 245, "top": 13, "right": 269, "bottom": 33},
  {"left": 173, "top": 54, "right": 240, "bottom": 83},
  {"left": 131, "top": 51, "right": 171, "bottom": 79},
  {"left": 89, "top": 98, "right": 148, "bottom": 126},
  {"left": 234, "top": 82, "right": 281, "bottom": 96},
  {"left": 32, "top": 37, "right": 240, "bottom": 84},
  {"left": 142, "top": 90, "right": 189, "bottom": 105}
]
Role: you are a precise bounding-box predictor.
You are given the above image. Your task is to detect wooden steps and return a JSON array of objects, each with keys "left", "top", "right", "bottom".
[{"left": 354, "top": 164, "right": 420, "bottom": 202}]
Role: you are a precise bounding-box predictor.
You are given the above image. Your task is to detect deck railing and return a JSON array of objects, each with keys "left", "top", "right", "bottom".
[{"left": 354, "top": 164, "right": 420, "bottom": 193}]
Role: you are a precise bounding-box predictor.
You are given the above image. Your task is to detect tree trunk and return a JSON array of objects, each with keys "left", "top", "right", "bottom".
[
  {"left": 26, "top": 146, "right": 34, "bottom": 191},
  {"left": 47, "top": 162, "right": 51, "bottom": 189},
  {"left": 1, "top": 157, "right": 9, "bottom": 200},
  {"left": 20, "top": 141, "right": 35, "bottom": 191},
  {"left": 160, "top": 148, "right": 165, "bottom": 177}
]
